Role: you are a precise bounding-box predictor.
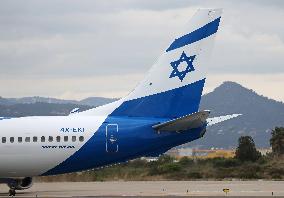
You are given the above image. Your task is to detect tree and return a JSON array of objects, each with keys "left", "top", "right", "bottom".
[
  {"left": 270, "top": 127, "right": 284, "bottom": 156},
  {"left": 235, "top": 136, "right": 261, "bottom": 162}
]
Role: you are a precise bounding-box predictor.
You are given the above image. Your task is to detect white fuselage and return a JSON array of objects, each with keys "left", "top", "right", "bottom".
[{"left": 0, "top": 116, "right": 102, "bottom": 177}]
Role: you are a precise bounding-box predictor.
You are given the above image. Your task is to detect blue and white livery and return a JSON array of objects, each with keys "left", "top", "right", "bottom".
[{"left": 0, "top": 8, "right": 240, "bottom": 196}]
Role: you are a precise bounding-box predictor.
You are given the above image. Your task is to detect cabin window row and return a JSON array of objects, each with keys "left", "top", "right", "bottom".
[{"left": 1, "top": 136, "right": 84, "bottom": 143}]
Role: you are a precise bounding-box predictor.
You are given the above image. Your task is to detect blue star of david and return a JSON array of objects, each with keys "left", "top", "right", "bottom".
[{"left": 169, "top": 51, "right": 196, "bottom": 82}]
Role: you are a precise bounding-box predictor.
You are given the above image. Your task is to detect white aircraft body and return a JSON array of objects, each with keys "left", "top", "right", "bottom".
[{"left": 0, "top": 8, "right": 240, "bottom": 196}]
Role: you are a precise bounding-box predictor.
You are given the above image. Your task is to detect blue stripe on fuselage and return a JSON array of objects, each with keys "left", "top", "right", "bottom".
[
  {"left": 166, "top": 17, "right": 221, "bottom": 52},
  {"left": 42, "top": 116, "right": 206, "bottom": 176}
]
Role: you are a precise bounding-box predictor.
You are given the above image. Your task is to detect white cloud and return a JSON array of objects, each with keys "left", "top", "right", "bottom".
[{"left": 0, "top": 0, "right": 283, "bottom": 101}]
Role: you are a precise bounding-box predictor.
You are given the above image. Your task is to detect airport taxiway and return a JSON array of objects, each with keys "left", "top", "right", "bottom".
[{"left": 0, "top": 180, "right": 284, "bottom": 197}]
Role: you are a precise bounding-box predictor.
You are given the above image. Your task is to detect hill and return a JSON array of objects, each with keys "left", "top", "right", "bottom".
[
  {"left": 195, "top": 81, "right": 284, "bottom": 148},
  {"left": 0, "top": 103, "right": 92, "bottom": 117},
  {"left": 0, "top": 96, "right": 117, "bottom": 106}
]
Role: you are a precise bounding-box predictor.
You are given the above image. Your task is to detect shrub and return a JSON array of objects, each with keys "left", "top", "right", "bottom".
[
  {"left": 213, "top": 158, "right": 240, "bottom": 168},
  {"left": 239, "top": 163, "right": 261, "bottom": 179},
  {"left": 159, "top": 163, "right": 181, "bottom": 173},
  {"left": 214, "top": 166, "right": 241, "bottom": 179},
  {"left": 179, "top": 156, "right": 194, "bottom": 166},
  {"left": 235, "top": 136, "right": 262, "bottom": 162},
  {"left": 187, "top": 171, "right": 202, "bottom": 179},
  {"left": 268, "top": 167, "right": 284, "bottom": 179},
  {"left": 270, "top": 127, "right": 284, "bottom": 156}
]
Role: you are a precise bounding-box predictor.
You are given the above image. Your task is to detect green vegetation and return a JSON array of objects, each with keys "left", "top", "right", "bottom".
[
  {"left": 270, "top": 127, "right": 284, "bottom": 156},
  {"left": 235, "top": 136, "right": 261, "bottom": 162},
  {"left": 38, "top": 128, "right": 284, "bottom": 182},
  {"left": 38, "top": 154, "right": 284, "bottom": 182}
]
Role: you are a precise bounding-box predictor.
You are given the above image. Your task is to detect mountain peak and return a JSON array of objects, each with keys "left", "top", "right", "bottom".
[
  {"left": 211, "top": 81, "right": 283, "bottom": 105},
  {"left": 220, "top": 81, "right": 244, "bottom": 87},
  {"left": 214, "top": 81, "right": 250, "bottom": 93},
  {"left": 206, "top": 81, "right": 257, "bottom": 101}
]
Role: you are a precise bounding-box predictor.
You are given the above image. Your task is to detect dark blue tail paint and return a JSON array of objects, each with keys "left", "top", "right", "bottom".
[
  {"left": 112, "top": 78, "right": 205, "bottom": 118},
  {"left": 166, "top": 17, "right": 221, "bottom": 52}
]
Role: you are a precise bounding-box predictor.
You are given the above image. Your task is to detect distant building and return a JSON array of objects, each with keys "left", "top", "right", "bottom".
[
  {"left": 167, "top": 148, "right": 235, "bottom": 158},
  {"left": 167, "top": 147, "right": 272, "bottom": 159}
]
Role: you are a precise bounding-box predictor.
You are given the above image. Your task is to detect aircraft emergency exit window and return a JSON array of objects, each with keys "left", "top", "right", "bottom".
[
  {"left": 56, "top": 136, "right": 60, "bottom": 142},
  {"left": 64, "top": 136, "right": 68, "bottom": 142},
  {"left": 18, "top": 137, "right": 22, "bottom": 143},
  {"left": 72, "top": 136, "right": 76, "bottom": 142},
  {"left": 33, "top": 136, "right": 37, "bottom": 142},
  {"left": 10, "top": 137, "right": 14, "bottom": 143},
  {"left": 2, "top": 137, "right": 6, "bottom": 143},
  {"left": 79, "top": 136, "right": 84, "bottom": 142},
  {"left": 41, "top": 136, "right": 45, "bottom": 142},
  {"left": 48, "top": 136, "right": 53, "bottom": 142},
  {"left": 25, "top": 137, "right": 30, "bottom": 142}
]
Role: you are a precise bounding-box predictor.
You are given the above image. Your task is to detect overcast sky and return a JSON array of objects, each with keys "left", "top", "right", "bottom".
[{"left": 0, "top": 0, "right": 283, "bottom": 101}]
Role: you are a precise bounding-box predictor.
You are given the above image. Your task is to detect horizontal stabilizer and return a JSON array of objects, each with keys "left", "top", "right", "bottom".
[
  {"left": 152, "top": 110, "right": 210, "bottom": 132},
  {"left": 206, "top": 114, "right": 242, "bottom": 126}
]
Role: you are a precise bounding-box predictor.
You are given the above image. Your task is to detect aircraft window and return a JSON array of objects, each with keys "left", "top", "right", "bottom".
[
  {"left": 25, "top": 137, "right": 30, "bottom": 142},
  {"left": 2, "top": 137, "right": 6, "bottom": 143},
  {"left": 33, "top": 136, "right": 37, "bottom": 142},
  {"left": 41, "top": 136, "right": 45, "bottom": 142},
  {"left": 48, "top": 136, "right": 53, "bottom": 142},
  {"left": 18, "top": 137, "right": 22, "bottom": 143},
  {"left": 64, "top": 136, "right": 68, "bottom": 142},
  {"left": 79, "top": 136, "right": 84, "bottom": 142},
  {"left": 56, "top": 136, "right": 60, "bottom": 142},
  {"left": 10, "top": 137, "right": 14, "bottom": 143},
  {"left": 72, "top": 136, "right": 76, "bottom": 142}
]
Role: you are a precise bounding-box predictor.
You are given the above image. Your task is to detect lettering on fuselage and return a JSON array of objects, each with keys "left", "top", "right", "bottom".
[
  {"left": 42, "top": 145, "right": 75, "bottom": 149},
  {"left": 60, "top": 127, "right": 85, "bottom": 133}
]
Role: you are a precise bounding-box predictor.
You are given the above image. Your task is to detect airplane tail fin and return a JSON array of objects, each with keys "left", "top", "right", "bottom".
[{"left": 112, "top": 9, "right": 223, "bottom": 118}]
